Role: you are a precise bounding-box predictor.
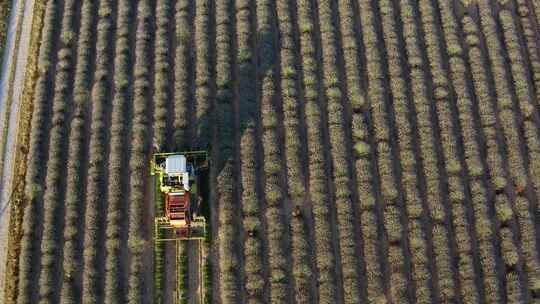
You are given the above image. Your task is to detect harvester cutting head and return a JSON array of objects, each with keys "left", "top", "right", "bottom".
[{"left": 152, "top": 151, "right": 208, "bottom": 241}]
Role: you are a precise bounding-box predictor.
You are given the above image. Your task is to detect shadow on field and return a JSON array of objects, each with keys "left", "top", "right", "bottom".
[
  {"left": 199, "top": 29, "right": 277, "bottom": 304},
  {"left": 152, "top": 22, "right": 276, "bottom": 303},
  {"left": 201, "top": 30, "right": 275, "bottom": 175}
]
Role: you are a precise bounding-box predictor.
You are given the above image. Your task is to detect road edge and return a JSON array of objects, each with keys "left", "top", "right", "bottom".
[{"left": 1, "top": 0, "right": 45, "bottom": 302}]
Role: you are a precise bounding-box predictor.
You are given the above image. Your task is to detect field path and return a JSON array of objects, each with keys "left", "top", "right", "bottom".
[
  {"left": 0, "top": 0, "right": 35, "bottom": 300},
  {"left": 187, "top": 241, "right": 201, "bottom": 304}
]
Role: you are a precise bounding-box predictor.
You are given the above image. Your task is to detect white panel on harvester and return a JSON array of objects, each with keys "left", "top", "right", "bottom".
[
  {"left": 165, "top": 155, "right": 187, "bottom": 174},
  {"left": 182, "top": 172, "right": 190, "bottom": 191}
]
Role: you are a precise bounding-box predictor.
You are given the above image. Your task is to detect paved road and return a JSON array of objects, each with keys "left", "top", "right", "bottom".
[{"left": 0, "top": 0, "right": 35, "bottom": 299}]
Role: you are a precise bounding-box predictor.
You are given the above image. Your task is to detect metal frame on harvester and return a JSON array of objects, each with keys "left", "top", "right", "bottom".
[{"left": 152, "top": 150, "right": 208, "bottom": 304}]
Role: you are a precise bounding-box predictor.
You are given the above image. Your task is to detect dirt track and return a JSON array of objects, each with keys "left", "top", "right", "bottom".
[
  {"left": 187, "top": 241, "right": 201, "bottom": 304},
  {"left": 0, "top": 0, "right": 35, "bottom": 299}
]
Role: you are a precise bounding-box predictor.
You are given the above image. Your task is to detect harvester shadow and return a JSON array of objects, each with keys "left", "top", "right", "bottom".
[
  {"left": 213, "top": 30, "right": 274, "bottom": 174},
  {"left": 153, "top": 28, "right": 276, "bottom": 304},
  {"left": 202, "top": 27, "right": 276, "bottom": 303}
]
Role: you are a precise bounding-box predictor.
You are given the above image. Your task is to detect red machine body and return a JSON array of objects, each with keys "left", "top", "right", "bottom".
[{"left": 166, "top": 192, "right": 191, "bottom": 228}]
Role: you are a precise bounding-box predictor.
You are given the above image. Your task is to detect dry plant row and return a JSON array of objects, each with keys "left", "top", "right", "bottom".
[
  {"left": 256, "top": 0, "right": 293, "bottom": 302},
  {"left": 235, "top": 0, "right": 267, "bottom": 302},
  {"left": 275, "top": 0, "right": 313, "bottom": 302},
  {"left": 215, "top": 0, "right": 240, "bottom": 302},
  {"left": 60, "top": 0, "right": 96, "bottom": 302},
  {"left": 337, "top": 1, "right": 386, "bottom": 302},
  {"left": 358, "top": 0, "right": 410, "bottom": 302},
  {"left": 316, "top": 1, "right": 363, "bottom": 303},
  {"left": 297, "top": 0, "right": 338, "bottom": 301},
  {"left": 38, "top": 0, "right": 80, "bottom": 302},
  {"left": 18, "top": 1, "right": 61, "bottom": 302}
]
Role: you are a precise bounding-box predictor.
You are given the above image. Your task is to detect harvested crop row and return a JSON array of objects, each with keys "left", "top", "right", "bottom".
[
  {"left": 215, "top": 0, "right": 241, "bottom": 302},
  {"left": 514, "top": 0, "right": 540, "bottom": 107},
  {"left": 256, "top": 1, "right": 293, "bottom": 302},
  {"left": 17, "top": 0, "right": 61, "bottom": 302},
  {"left": 437, "top": 1, "right": 504, "bottom": 303},
  {"left": 496, "top": 5, "right": 540, "bottom": 301},
  {"left": 476, "top": 2, "right": 540, "bottom": 300},
  {"left": 194, "top": 0, "right": 212, "bottom": 148},
  {"left": 103, "top": 0, "right": 135, "bottom": 301},
  {"left": 296, "top": 0, "right": 338, "bottom": 301},
  {"left": 358, "top": 0, "right": 411, "bottom": 302},
  {"left": 496, "top": 7, "right": 540, "bottom": 298},
  {"left": 216, "top": 162, "right": 239, "bottom": 304},
  {"left": 414, "top": 2, "right": 486, "bottom": 303},
  {"left": 153, "top": 0, "right": 173, "bottom": 151},
  {"left": 439, "top": 2, "right": 494, "bottom": 303},
  {"left": 166, "top": 2, "right": 195, "bottom": 302},
  {"left": 60, "top": 0, "right": 97, "bottom": 302},
  {"left": 235, "top": 0, "right": 269, "bottom": 303},
  {"left": 441, "top": 5, "right": 500, "bottom": 300},
  {"left": 477, "top": 0, "right": 528, "bottom": 191},
  {"left": 172, "top": 0, "right": 192, "bottom": 150},
  {"left": 460, "top": 13, "right": 514, "bottom": 304},
  {"left": 379, "top": 1, "right": 438, "bottom": 302},
  {"left": 37, "top": 0, "right": 81, "bottom": 302},
  {"left": 80, "top": 0, "right": 115, "bottom": 302},
  {"left": 7, "top": 0, "right": 540, "bottom": 303},
  {"left": 337, "top": 0, "right": 385, "bottom": 301},
  {"left": 239, "top": 126, "right": 266, "bottom": 303},
  {"left": 126, "top": 1, "right": 154, "bottom": 301},
  {"left": 275, "top": 0, "right": 314, "bottom": 302},
  {"left": 152, "top": 0, "right": 172, "bottom": 300},
  {"left": 316, "top": 1, "right": 365, "bottom": 303}
]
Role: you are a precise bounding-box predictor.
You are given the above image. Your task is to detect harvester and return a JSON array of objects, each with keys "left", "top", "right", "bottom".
[
  {"left": 152, "top": 151, "right": 208, "bottom": 304},
  {"left": 152, "top": 151, "right": 208, "bottom": 239}
]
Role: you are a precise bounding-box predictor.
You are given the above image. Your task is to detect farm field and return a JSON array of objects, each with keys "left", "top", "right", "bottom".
[{"left": 2, "top": 0, "right": 540, "bottom": 303}]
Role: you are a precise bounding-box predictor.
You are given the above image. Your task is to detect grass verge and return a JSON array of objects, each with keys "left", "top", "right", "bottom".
[
  {"left": 3, "top": 1, "right": 47, "bottom": 303},
  {"left": 0, "top": 0, "right": 26, "bottom": 180}
]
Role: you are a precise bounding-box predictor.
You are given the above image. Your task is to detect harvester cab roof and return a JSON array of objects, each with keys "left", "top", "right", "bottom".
[{"left": 162, "top": 155, "right": 192, "bottom": 192}]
